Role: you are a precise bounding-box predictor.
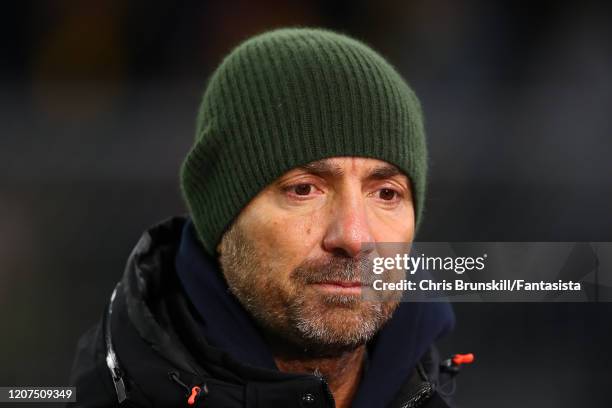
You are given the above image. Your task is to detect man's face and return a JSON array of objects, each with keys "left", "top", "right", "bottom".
[{"left": 218, "top": 157, "right": 415, "bottom": 354}]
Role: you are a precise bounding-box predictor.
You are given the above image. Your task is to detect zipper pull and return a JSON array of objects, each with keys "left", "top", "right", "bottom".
[
  {"left": 168, "top": 371, "right": 208, "bottom": 406},
  {"left": 440, "top": 352, "right": 474, "bottom": 374},
  {"left": 451, "top": 353, "right": 474, "bottom": 366},
  {"left": 187, "top": 384, "right": 209, "bottom": 406},
  {"left": 187, "top": 386, "right": 201, "bottom": 406}
]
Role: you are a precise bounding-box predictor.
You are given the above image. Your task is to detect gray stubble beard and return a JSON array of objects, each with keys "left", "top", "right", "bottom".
[{"left": 218, "top": 223, "right": 398, "bottom": 355}]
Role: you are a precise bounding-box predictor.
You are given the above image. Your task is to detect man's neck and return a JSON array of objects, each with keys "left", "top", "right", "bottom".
[{"left": 273, "top": 345, "right": 366, "bottom": 408}]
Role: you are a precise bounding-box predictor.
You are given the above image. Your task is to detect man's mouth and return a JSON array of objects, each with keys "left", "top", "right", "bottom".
[{"left": 310, "top": 280, "right": 364, "bottom": 295}]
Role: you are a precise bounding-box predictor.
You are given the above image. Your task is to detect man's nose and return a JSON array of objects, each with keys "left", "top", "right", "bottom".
[{"left": 322, "top": 192, "right": 374, "bottom": 258}]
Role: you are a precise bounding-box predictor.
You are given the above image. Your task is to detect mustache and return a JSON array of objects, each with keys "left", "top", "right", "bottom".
[{"left": 291, "top": 255, "right": 377, "bottom": 285}]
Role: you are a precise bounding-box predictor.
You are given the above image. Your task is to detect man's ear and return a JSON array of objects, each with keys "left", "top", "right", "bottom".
[
  {"left": 216, "top": 223, "right": 234, "bottom": 256},
  {"left": 216, "top": 230, "right": 226, "bottom": 255}
]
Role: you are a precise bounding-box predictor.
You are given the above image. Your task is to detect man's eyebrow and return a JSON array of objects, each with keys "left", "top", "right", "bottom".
[
  {"left": 366, "top": 164, "right": 406, "bottom": 181},
  {"left": 297, "top": 161, "right": 344, "bottom": 178},
  {"left": 296, "top": 161, "right": 407, "bottom": 183}
]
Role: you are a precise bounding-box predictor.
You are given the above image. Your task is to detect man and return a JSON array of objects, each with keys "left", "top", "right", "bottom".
[{"left": 69, "top": 28, "right": 460, "bottom": 407}]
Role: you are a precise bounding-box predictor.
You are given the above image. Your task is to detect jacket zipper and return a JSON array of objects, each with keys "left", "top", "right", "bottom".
[
  {"left": 398, "top": 381, "right": 434, "bottom": 408},
  {"left": 104, "top": 285, "right": 129, "bottom": 404}
]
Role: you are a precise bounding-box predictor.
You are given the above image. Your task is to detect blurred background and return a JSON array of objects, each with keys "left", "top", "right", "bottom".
[{"left": 1, "top": 1, "right": 611, "bottom": 407}]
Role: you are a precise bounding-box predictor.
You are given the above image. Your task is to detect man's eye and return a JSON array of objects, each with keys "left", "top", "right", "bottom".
[
  {"left": 293, "top": 184, "right": 313, "bottom": 195},
  {"left": 378, "top": 188, "right": 398, "bottom": 201}
]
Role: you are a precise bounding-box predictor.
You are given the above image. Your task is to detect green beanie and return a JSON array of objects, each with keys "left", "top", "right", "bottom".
[{"left": 180, "top": 27, "right": 428, "bottom": 255}]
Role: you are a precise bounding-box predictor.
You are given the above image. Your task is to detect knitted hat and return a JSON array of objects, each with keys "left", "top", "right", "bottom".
[{"left": 180, "top": 27, "right": 428, "bottom": 255}]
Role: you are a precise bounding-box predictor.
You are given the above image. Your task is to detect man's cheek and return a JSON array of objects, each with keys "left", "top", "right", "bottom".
[
  {"left": 370, "top": 212, "right": 414, "bottom": 243},
  {"left": 263, "top": 218, "right": 315, "bottom": 254}
]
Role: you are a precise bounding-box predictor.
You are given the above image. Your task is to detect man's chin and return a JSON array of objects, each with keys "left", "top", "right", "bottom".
[
  {"left": 285, "top": 323, "right": 370, "bottom": 357},
  {"left": 281, "top": 297, "right": 399, "bottom": 354}
]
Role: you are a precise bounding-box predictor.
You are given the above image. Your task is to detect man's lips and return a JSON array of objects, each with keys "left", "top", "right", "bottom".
[{"left": 310, "top": 281, "right": 364, "bottom": 294}]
